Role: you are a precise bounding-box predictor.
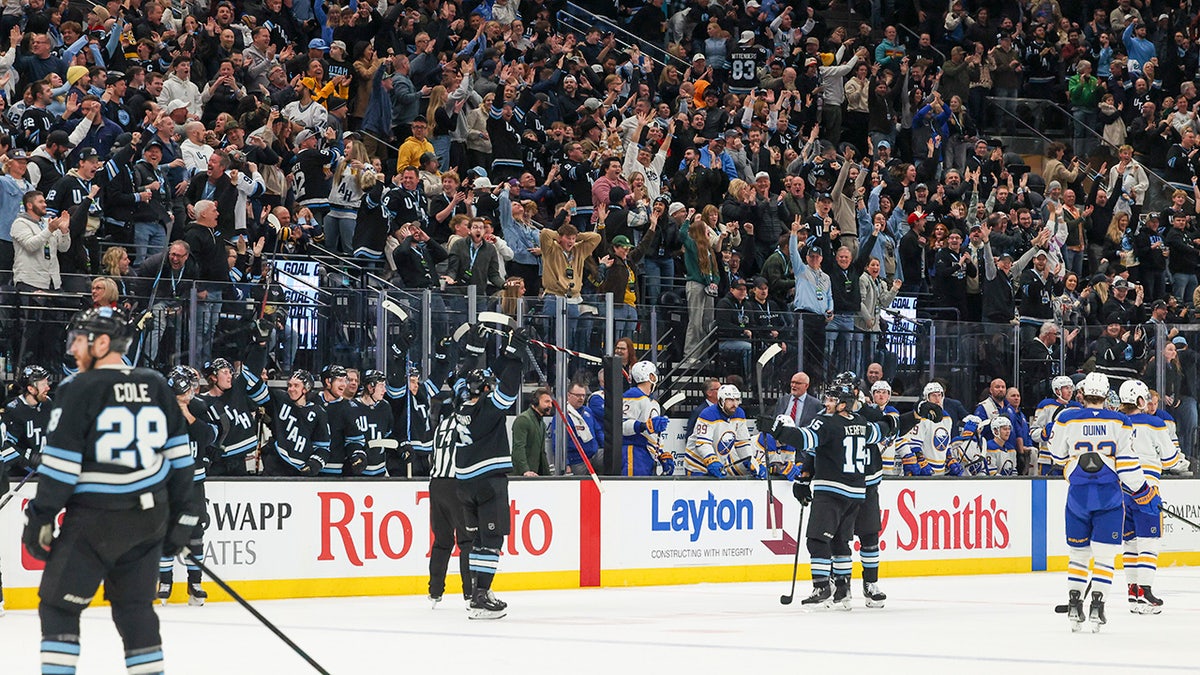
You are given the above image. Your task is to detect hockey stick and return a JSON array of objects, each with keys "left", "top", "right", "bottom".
[
  {"left": 185, "top": 552, "right": 331, "bottom": 674},
  {"left": 660, "top": 391, "right": 686, "bottom": 413},
  {"left": 477, "top": 312, "right": 605, "bottom": 364},
  {"left": 382, "top": 299, "right": 409, "bottom": 322},
  {"left": 0, "top": 469, "right": 35, "bottom": 512},
  {"left": 756, "top": 343, "right": 784, "bottom": 536},
  {"left": 1162, "top": 504, "right": 1200, "bottom": 530},
  {"left": 550, "top": 399, "right": 605, "bottom": 493},
  {"left": 780, "top": 501, "right": 807, "bottom": 605}
]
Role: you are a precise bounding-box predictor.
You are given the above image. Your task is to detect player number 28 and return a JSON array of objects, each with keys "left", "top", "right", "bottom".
[{"left": 95, "top": 406, "right": 169, "bottom": 469}]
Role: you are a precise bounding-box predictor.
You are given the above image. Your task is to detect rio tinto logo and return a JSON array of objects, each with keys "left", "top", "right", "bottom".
[
  {"left": 879, "top": 488, "right": 1011, "bottom": 552},
  {"left": 318, "top": 491, "right": 554, "bottom": 566}
]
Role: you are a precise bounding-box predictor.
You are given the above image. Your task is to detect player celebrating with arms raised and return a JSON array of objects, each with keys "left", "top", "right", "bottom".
[
  {"left": 760, "top": 381, "right": 894, "bottom": 609},
  {"left": 22, "top": 307, "right": 199, "bottom": 674},
  {"left": 1048, "top": 373, "right": 1159, "bottom": 632}
]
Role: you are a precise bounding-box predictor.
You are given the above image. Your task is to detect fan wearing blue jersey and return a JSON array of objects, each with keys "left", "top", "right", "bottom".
[
  {"left": 1048, "top": 372, "right": 1159, "bottom": 633},
  {"left": 621, "top": 361, "right": 672, "bottom": 476},
  {"left": 684, "top": 385, "right": 759, "bottom": 477},
  {"left": 1117, "top": 380, "right": 1182, "bottom": 614}
]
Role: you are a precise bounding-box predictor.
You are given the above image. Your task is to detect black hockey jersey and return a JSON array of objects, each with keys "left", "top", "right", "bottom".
[
  {"left": 444, "top": 352, "right": 523, "bottom": 480},
  {"left": 290, "top": 146, "right": 341, "bottom": 209},
  {"left": 728, "top": 45, "right": 768, "bottom": 92},
  {"left": 5, "top": 395, "right": 52, "bottom": 468},
  {"left": 34, "top": 365, "right": 194, "bottom": 512},
  {"left": 775, "top": 411, "right": 886, "bottom": 500},
  {"left": 265, "top": 389, "right": 331, "bottom": 472},
  {"left": 319, "top": 394, "right": 365, "bottom": 475},
  {"left": 184, "top": 397, "right": 219, "bottom": 488},
  {"left": 197, "top": 371, "right": 269, "bottom": 460},
  {"left": 356, "top": 398, "right": 394, "bottom": 476}
]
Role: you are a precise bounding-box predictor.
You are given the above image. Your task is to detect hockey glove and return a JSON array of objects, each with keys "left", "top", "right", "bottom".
[
  {"left": 782, "top": 461, "right": 804, "bottom": 482},
  {"left": 344, "top": 451, "right": 366, "bottom": 476},
  {"left": 504, "top": 326, "right": 532, "bottom": 357},
  {"left": 163, "top": 512, "right": 201, "bottom": 557},
  {"left": 659, "top": 454, "right": 675, "bottom": 476},
  {"left": 959, "top": 415, "right": 982, "bottom": 439},
  {"left": 702, "top": 455, "right": 726, "bottom": 478},
  {"left": 1131, "top": 483, "right": 1162, "bottom": 514},
  {"left": 757, "top": 416, "right": 784, "bottom": 437},
  {"left": 945, "top": 459, "right": 963, "bottom": 477},
  {"left": 754, "top": 461, "right": 768, "bottom": 480},
  {"left": 299, "top": 456, "right": 324, "bottom": 476},
  {"left": 22, "top": 503, "right": 55, "bottom": 562},
  {"left": 792, "top": 481, "right": 812, "bottom": 505},
  {"left": 650, "top": 415, "right": 670, "bottom": 434},
  {"left": 915, "top": 401, "right": 943, "bottom": 424}
]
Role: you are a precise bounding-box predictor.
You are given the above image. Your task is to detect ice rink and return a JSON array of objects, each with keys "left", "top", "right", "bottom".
[{"left": 2, "top": 568, "right": 1197, "bottom": 674}]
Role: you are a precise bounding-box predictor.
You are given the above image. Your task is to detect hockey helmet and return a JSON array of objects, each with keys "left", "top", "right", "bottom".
[
  {"left": 361, "top": 369, "right": 387, "bottom": 387},
  {"left": 18, "top": 364, "right": 50, "bottom": 391},
  {"left": 289, "top": 369, "right": 315, "bottom": 391},
  {"left": 1051, "top": 375, "right": 1075, "bottom": 394},
  {"left": 991, "top": 415, "right": 1012, "bottom": 431},
  {"left": 870, "top": 380, "right": 892, "bottom": 394},
  {"left": 67, "top": 306, "right": 132, "bottom": 353},
  {"left": 922, "top": 381, "right": 945, "bottom": 399},
  {"left": 825, "top": 381, "right": 858, "bottom": 406},
  {"left": 167, "top": 365, "right": 198, "bottom": 395},
  {"left": 717, "top": 384, "right": 741, "bottom": 403},
  {"left": 1118, "top": 379, "right": 1150, "bottom": 407},
  {"left": 203, "top": 357, "right": 233, "bottom": 379},
  {"left": 833, "top": 371, "right": 859, "bottom": 390},
  {"left": 320, "top": 364, "right": 349, "bottom": 383},
  {"left": 630, "top": 361, "right": 658, "bottom": 388},
  {"left": 465, "top": 368, "right": 497, "bottom": 399},
  {"left": 1079, "top": 372, "right": 1110, "bottom": 398}
]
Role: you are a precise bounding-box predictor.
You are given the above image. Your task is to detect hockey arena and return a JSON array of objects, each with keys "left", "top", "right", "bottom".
[{"left": 3, "top": 475, "right": 1198, "bottom": 672}]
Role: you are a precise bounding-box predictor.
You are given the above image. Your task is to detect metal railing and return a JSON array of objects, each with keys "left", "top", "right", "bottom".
[{"left": 557, "top": 2, "right": 686, "bottom": 70}]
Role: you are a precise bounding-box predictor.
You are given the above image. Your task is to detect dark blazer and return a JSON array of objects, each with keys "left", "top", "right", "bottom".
[
  {"left": 774, "top": 392, "right": 821, "bottom": 427},
  {"left": 184, "top": 171, "right": 240, "bottom": 241}
]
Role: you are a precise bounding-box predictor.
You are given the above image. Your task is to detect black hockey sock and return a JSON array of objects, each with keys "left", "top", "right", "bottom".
[{"left": 110, "top": 601, "right": 162, "bottom": 654}]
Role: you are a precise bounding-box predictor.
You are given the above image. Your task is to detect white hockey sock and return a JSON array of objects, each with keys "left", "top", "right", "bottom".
[
  {"left": 1091, "top": 543, "right": 1122, "bottom": 600},
  {"left": 1139, "top": 549, "right": 1158, "bottom": 588},
  {"left": 1122, "top": 540, "right": 1139, "bottom": 586},
  {"left": 1067, "top": 547, "right": 1091, "bottom": 595}
]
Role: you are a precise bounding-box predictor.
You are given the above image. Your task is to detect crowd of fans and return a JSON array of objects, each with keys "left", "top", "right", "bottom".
[{"left": 2, "top": 0, "right": 1200, "bottom": 474}]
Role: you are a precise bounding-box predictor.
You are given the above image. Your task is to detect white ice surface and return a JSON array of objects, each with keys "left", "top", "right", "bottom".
[{"left": 2, "top": 568, "right": 1197, "bottom": 674}]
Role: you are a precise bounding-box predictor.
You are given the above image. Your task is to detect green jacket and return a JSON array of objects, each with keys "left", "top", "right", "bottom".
[
  {"left": 511, "top": 407, "right": 550, "bottom": 476},
  {"left": 680, "top": 223, "right": 719, "bottom": 285},
  {"left": 1067, "top": 74, "right": 1101, "bottom": 109}
]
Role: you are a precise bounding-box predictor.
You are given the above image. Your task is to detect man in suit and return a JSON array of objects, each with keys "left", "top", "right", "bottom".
[{"left": 775, "top": 371, "right": 822, "bottom": 426}]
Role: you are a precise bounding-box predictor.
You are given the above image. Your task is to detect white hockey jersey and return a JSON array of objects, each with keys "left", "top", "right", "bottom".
[
  {"left": 684, "top": 403, "right": 754, "bottom": 475},
  {"left": 901, "top": 416, "right": 955, "bottom": 474},
  {"left": 1127, "top": 412, "right": 1181, "bottom": 486},
  {"left": 1048, "top": 407, "right": 1145, "bottom": 493}
]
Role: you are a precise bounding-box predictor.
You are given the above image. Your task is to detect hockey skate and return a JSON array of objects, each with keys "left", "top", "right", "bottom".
[
  {"left": 428, "top": 594, "right": 442, "bottom": 609},
  {"left": 1139, "top": 586, "right": 1163, "bottom": 615},
  {"left": 1088, "top": 591, "right": 1106, "bottom": 633},
  {"left": 0, "top": 600, "right": 6, "bottom": 617},
  {"left": 157, "top": 581, "right": 172, "bottom": 606},
  {"left": 1067, "top": 590, "right": 1085, "bottom": 632},
  {"left": 187, "top": 583, "right": 207, "bottom": 607},
  {"left": 800, "top": 582, "right": 833, "bottom": 609},
  {"left": 1128, "top": 584, "right": 1146, "bottom": 613},
  {"left": 863, "top": 582, "right": 887, "bottom": 609},
  {"left": 468, "top": 589, "right": 508, "bottom": 620},
  {"left": 831, "top": 578, "right": 852, "bottom": 611}
]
